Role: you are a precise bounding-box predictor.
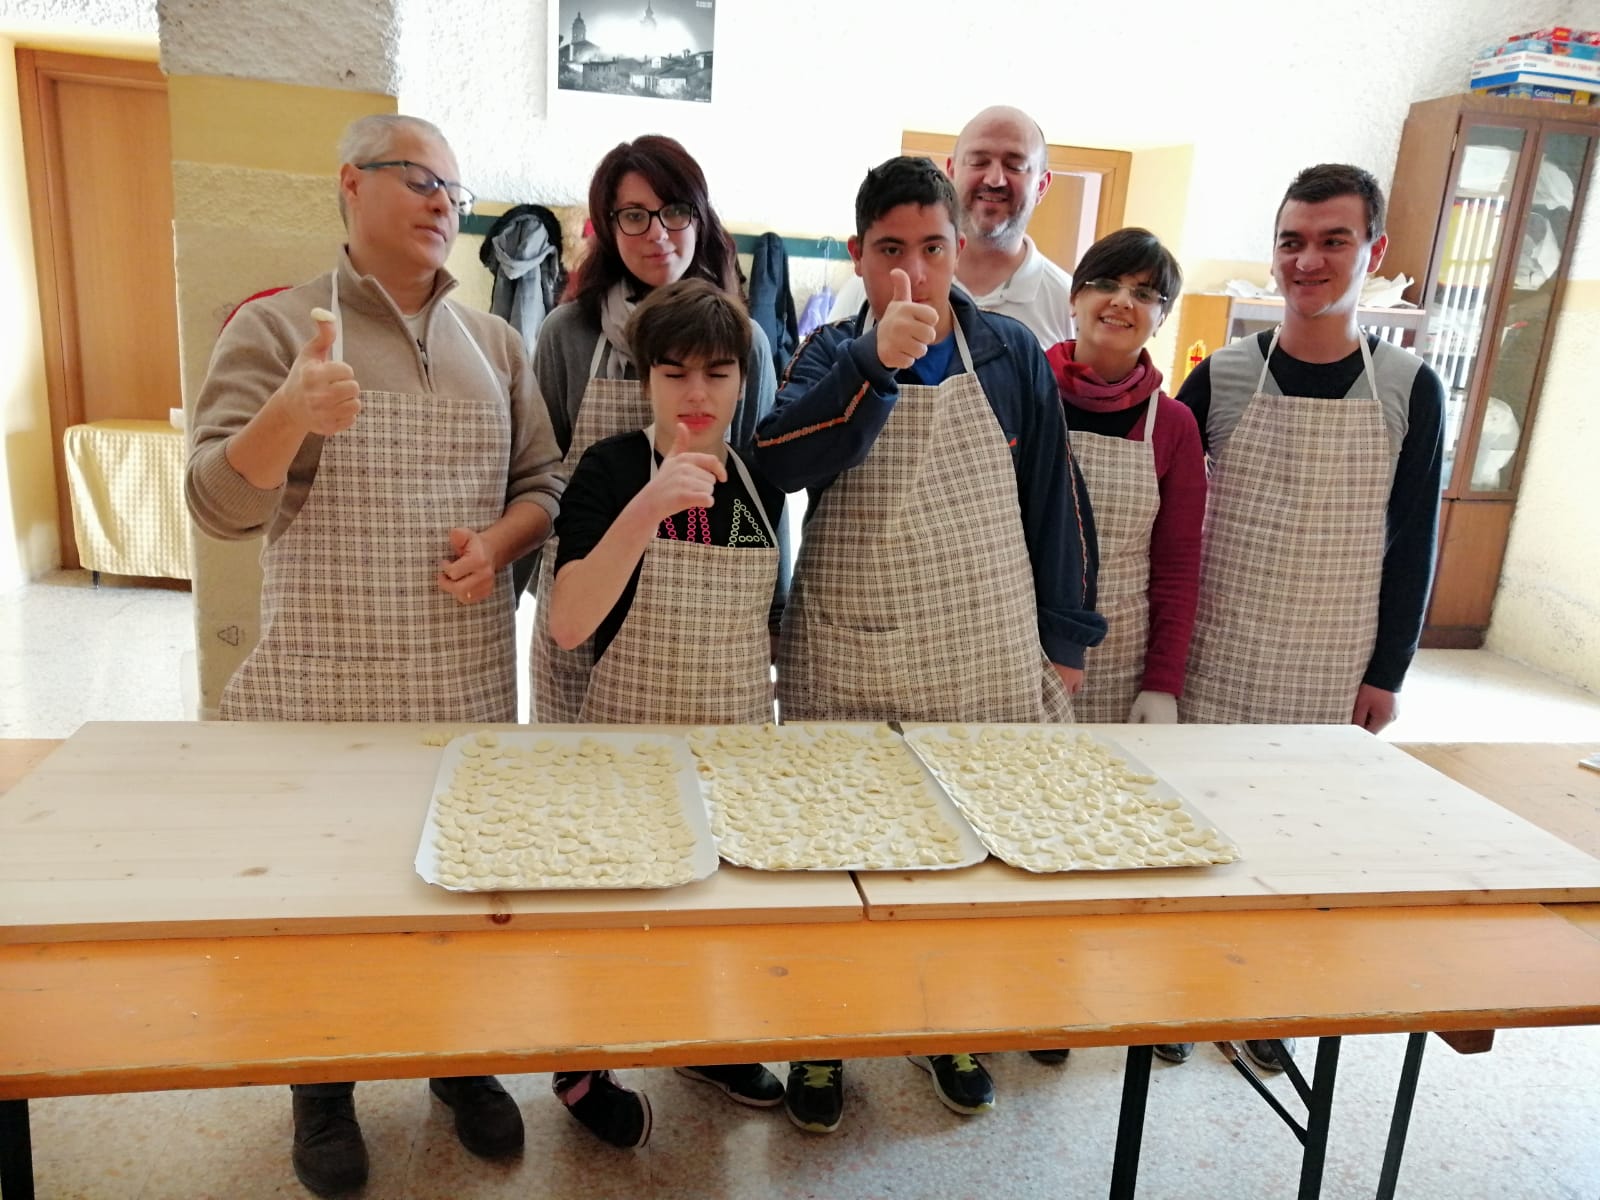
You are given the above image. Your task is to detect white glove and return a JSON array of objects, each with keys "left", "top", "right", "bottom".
[{"left": 1128, "top": 691, "right": 1178, "bottom": 724}]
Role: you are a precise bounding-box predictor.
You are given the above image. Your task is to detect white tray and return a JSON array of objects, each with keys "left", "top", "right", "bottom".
[
  {"left": 416, "top": 730, "right": 718, "bottom": 891},
  {"left": 901, "top": 724, "right": 1240, "bottom": 873},
  {"left": 688, "top": 723, "right": 988, "bottom": 871}
]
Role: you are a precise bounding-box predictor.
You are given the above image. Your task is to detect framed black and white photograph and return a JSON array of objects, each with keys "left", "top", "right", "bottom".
[{"left": 553, "top": 0, "right": 716, "bottom": 103}]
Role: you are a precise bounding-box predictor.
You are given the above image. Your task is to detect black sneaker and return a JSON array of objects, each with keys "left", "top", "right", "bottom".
[
  {"left": 553, "top": 1070, "right": 652, "bottom": 1148},
  {"left": 675, "top": 1062, "right": 784, "bottom": 1107},
  {"left": 1154, "top": 1043, "right": 1195, "bottom": 1064},
  {"left": 909, "top": 1053, "right": 995, "bottom": 1115},
  {"left": 291, "top": 1092, "right": 369, "bottom": 1197},
  {"left": 785, "top": 1060, "right": 844, "bottom": 1134},
  {"left": 1242, "top": 1039, "right": 1296, "bottom": 1072},
  {"left": 1029, "top": 1048, "right": 1071, "bottom": 1065},
  {"left": 429, "top": 1075, "right": 525, "bottom": 1158}
]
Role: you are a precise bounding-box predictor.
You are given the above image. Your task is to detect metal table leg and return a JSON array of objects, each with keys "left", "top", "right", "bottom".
[
  {"left": 1376, "top": 1032, "right": 1428, "bottom": 1200},
  {"left": 0, "top": 1098, "right": 35, "bottom": 1200},
  {"left": 1109, "top": 1044, "right": 1154, "bottom": 1200},
  {"left": 1297, "top": 1036, "right": 1342, "bottom": 1200}
]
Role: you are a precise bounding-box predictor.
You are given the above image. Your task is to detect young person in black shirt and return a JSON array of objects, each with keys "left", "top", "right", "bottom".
[{"left": 544, "top": 278, "right": 787, "bottom": 1148}]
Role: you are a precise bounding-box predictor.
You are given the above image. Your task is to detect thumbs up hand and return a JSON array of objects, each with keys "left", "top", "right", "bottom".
[
  {"left": 874, "top": 268, "right": 941, "bottom": 371},
  {"left": 279, "top": 307, "right": 361, "bottom": 436},
  {"left": 639, "top": 422, "right": 727, "bottom": 523}
]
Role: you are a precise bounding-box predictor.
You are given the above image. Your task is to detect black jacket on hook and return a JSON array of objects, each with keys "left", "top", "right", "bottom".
[{"left": 748, "top": 232, "right": 799, "bottom": 379}]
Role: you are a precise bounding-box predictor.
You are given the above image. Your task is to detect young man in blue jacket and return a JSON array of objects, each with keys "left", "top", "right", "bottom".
[{"left": 755, "top": 155, "right": 1104, "bottom": 1134}]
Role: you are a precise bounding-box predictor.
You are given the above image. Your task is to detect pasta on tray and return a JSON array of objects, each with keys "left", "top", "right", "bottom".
[
  {"left": 687, "top": 724, "right": 986, "bottom": 871},
  {"left": 902, "top": 725, "right": 1240, "bottom": 872}
]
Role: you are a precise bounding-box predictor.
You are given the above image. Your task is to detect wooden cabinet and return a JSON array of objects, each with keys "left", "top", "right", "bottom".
[{"left": 1385, "top": 93, "right": 1600, "bottom": 648}]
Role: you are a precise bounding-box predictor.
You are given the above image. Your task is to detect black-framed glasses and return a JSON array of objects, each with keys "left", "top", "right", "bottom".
[
  {"left": 1082, "top": 278, "right": 1167, "bottom": 307},
  {"left": 611, "top": 203, "right": 696, "bottom": 236},
  {"left": 357, "top": 160, "right": 476, "bottom": 216}
]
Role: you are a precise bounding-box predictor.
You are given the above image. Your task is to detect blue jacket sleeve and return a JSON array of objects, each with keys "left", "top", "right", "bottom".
[
  {"left": 1014, "top": 340, "right": 1107, "bottom": 668},
  {"left": 753, "top": 323, "right": 899, "bottom": 493}
]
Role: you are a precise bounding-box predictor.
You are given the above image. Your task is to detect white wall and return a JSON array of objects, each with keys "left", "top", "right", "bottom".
[{"left": 400, "top": 0, "right": 1583, "bottom": 266}]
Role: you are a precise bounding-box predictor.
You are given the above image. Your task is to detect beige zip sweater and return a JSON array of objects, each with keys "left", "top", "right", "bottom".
[{"left": 186, "top": 250, "right": 564, "bottom": 545}]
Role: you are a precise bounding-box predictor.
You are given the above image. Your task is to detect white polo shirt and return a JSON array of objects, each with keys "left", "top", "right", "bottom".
[{"left": 826, "top": 236, "right": 1074, "bottom": 347}]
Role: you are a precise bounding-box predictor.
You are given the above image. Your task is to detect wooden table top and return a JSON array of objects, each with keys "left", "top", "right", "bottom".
[{"left": 2, "top": 735, "right": 1597, "bottom": 1100}]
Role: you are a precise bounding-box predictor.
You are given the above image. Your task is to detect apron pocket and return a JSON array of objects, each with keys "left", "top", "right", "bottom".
[{"left": 807, "top": 622, "right": 912, "bottom": 717}]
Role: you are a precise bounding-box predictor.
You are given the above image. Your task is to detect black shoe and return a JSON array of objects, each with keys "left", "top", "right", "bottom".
[
  {"left": 785, "top": 1060, "right": 844, "bottom": 1134},
  {"left": 1154, "top": 1043, "right": 1195, "bottom": 1064},
  {"left": 1029, "top": 1048, "right": 1071, "bottom": 1065},
  {"left": 291, "top": 1093, "right": 369, "bottom": 1197},
  {"left": 553, "top": 1070, "right": 651, "bottom": 1148},
  {"left": 429, "top": 1075, "right": 524, "bottom": 1158},
  {"left": 1242, "top": 1039, "right": 1296, "bottom": 1072},
  {"left": 675, "top": 1062, "right": 784, "bottom": 1107},
  {"left": 909, "top": 1053, "right": 995, "bottom": 1116}
]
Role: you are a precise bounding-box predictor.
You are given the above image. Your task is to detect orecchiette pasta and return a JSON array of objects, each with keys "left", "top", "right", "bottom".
[
  {"left": 906, "top": 727, "right": 1239, "bottom": 872},
  {"left": 688, "top": 724, "right": 973, "bottom": 871},
  {"left": 425, "top": 733, "right": 701, "bottom": 890}
]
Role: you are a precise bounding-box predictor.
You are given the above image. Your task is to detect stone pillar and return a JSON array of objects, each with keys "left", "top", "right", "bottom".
[{"left": 159, "top": 0, "right": 401, "bottom": 715}]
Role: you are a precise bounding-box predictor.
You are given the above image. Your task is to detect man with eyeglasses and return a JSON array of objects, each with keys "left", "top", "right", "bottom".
[
  {"left": 829, "top": 105, "right": 1073, "bottom": 347},
  {"left": 186, "top": 113, "right": 564, "bottom": 1196}
]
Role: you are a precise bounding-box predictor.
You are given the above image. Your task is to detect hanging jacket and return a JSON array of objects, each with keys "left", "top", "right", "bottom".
[
  {"left": 747, "top": 232, "right": 799, "bottom": 380},
  {"left": 479, "top": 204, "right": 566, "bottom": 355}
]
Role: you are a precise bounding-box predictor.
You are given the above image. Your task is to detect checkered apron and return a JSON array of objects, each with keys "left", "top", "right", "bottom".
[
  {"left": 777, "top": 322, "right": 1073, "bottom": 723},
  {"left": 221, "top": 272, "right": 516, "bottom": 723},
  {"left": 580, "top": 431, "right": 779, "bottom": 724},
  {"left": 530, "top": 337, "right": 652, "bottom": 722},
  {"left": 1180, "top": 330, "right": 1389, "bottom": 724},
  {"left": 1072, "top": 399, "right": 1160, "bottom": 723}
]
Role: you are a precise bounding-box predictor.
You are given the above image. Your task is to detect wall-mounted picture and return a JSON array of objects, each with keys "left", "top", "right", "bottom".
[{"left": 554, "top": 0, "right": 716, "bottom": 103}]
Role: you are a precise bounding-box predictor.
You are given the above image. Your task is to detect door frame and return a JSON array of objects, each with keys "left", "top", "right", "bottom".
[{"left": 15, "top": 49, "right": 169, "bottom": 569}]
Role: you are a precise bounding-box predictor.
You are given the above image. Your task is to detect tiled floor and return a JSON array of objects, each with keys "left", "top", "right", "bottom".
[{"left": 4, "top": 570, "right": 1600, "bottom": 1198}]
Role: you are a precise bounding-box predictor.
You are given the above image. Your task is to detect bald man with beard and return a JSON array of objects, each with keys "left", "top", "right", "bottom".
[{"left": 830, "top": 105, "right": 1073, "bottom": 346}]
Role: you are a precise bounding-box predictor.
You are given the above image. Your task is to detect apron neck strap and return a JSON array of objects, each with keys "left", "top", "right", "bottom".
[
  {"left": 330, "top": 271, "right": 344, "bottom": 364},
  {"left": 1258, "top": 324, "right": 1381, "bottom": 399}
]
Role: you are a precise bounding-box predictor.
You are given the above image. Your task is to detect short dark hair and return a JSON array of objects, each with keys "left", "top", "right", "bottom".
[
  {"left": 626, "top": 277, "right": 751, "bottom": 378},
  {"left": 1070, "top": 228, "right": 1184, "bottom": 316},
  {"left": 854, "top": 156, "right": 959, "bottom": 241},
  {"left": 1276, "top": 163, "right": 1387, "bottom": 242},
  {"left": 569, "top": 135, "right": 740, "bottom": 326}
]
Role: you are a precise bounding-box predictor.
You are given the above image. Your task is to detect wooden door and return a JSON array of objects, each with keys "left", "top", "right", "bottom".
[
  {"left": 16, "top": 50, "right": 179, "bottom": 569},
  {"left": 901, "top": 130, "right": 1130, "bottom": 272}
]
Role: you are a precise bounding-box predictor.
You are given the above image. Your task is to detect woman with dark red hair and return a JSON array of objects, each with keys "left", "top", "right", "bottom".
[
  {"left": 528, "top": 136, "right": 782, "bottom": 1148},
  {"left": 531, "top": 136, "right": 777, "bottom": 725}
]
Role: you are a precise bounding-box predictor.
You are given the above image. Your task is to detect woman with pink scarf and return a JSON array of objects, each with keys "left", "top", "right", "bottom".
[{"left": 1045, "top": 229, "right": 1206, "bottom": 725}]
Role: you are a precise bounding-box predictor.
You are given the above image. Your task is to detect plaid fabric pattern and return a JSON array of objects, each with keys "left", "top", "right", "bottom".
[
  {"left": 529, "top": 376, "right": 651, "bottom": 722},
  {"left": 581, "top": 537, "right": 779, "bottom": 724},
  {"left": 1182, "top": 368, "right": 1390, "bottom": 724},
  {"left": 220, "top": 376, "right": 517, "bottom": 723},
  {"left": 778, "top": 366, "right": 1071, "bottom": 723},
  {"left": 1071, "top": 410, "right": 1160, "bottom": 724}
]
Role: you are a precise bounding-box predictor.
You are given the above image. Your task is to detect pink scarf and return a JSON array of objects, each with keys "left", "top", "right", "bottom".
[{"left": 1046, "top": 341, "right": 1163, "bottom": 413}]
